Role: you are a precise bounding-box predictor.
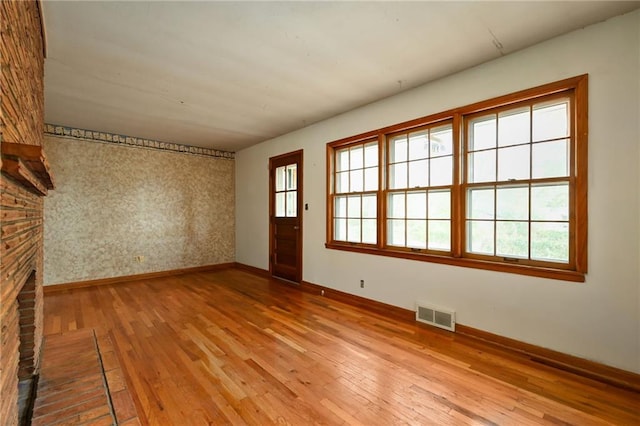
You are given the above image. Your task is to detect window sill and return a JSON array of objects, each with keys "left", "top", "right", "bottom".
[{"left": 325, "top": 242, "right": 585, "bottom": 283}]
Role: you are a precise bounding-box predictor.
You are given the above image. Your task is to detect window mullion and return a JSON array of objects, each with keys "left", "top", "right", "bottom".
[
  {"left": 359, "top": 195, "right": 363, "bottom": 243},
  {"left": 528, "top": 107, "right": 534, "bottom": 261},
  {"left": 404, "top": 190, "right": 408, "bottom": 248},
  {"left": 424, "top": 189, "right": 428, "bottom": 249},
  {"left": 528, "top": 182, "right": 532, "bottom": 260},
  {"left": 452, "top": 113, "right": 463, "bottom": 258},
  {"left": 378, "top": 134, "right": 385, "bottom": 248},
  {"left": 492, "top": 113, "right": 498, "bottom": 258}
]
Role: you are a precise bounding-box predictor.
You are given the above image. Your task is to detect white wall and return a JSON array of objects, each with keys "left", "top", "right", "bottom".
[{"left": 236, "top": 11, "right": 640, "bottom": 373}]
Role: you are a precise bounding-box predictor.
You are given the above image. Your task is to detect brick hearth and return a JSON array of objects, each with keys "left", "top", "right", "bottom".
[{"left": 31, "top": 329, "right": 139, "bottom": 425}]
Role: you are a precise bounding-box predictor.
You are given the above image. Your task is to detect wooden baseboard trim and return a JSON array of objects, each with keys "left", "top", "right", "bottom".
[
  {"left": 233, "top": 262, "right": 271, "bottom": 278},
  {"left": 43, "top": 263, "right": 235, "bottom": 294},
  {"left": 299, "top": 280, "right": 415, "bottom": 323},
  {"left": 232, "top": 262, "right": 640, "bottom": 392},
  {"left": 232, "top": 263, "right": 410, "bottom": 322},
  {"left": 232, "top": 263, "right": 412, "bottom": 322},
  {"left": 455, "top": 324, "right": 640, "bottom": 393}
]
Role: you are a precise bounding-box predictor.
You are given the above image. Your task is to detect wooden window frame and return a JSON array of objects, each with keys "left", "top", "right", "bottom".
[
  {"left": 327, "top": 137, "right": 381, "bottom": 247},
  {"left": 384, "top": 120, "right": 455, "bottom": 254},
  {"left": 462, "top": 92, "right": 575, "bottom": 269},
  {"left": 326, "top": 75, "right": 588, "bottom": 282}
]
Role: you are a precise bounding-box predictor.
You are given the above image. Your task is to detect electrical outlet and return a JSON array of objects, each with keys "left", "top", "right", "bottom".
[{"left": 360, "top": 279, "right": 364, "bottom": 288}]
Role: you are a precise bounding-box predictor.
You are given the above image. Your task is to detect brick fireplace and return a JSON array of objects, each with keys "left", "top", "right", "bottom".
[
  {"left": 1, "top": 1, "right": 51, "bottom": 425},
  {"left": 0, "top": 154, "right": 50, "bottom": 424}
]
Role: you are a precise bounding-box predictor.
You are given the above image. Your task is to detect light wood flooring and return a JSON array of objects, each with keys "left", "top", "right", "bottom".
[{"left": 43, "top": 269, "right": 640, "bottom": 425}]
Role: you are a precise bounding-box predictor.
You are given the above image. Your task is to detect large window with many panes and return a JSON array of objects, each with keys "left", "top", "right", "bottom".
[{"left": 326, "top": 75, "right": 587, "bottom": 282}]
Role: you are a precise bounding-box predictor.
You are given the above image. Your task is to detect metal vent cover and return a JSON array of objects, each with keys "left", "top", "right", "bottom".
[{"left": 416, "top": 302, "right": 455, "bottom": 332}]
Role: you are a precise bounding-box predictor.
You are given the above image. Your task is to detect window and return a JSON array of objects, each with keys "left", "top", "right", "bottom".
[
  {"left": 387, "top": 123, "right": 453, "bottom": 252},
  {"left": 465, "top": 96, "right": 572, "bottom": 266},
  {"left": 326, "top": 75, "right": 588, "bottom": 282},
  {"left": 332, "top": 140, "right": 378, "bottom": 244}
]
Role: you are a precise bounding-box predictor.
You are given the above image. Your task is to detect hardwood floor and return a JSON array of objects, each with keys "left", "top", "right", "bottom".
[{"left": 43, "top": 269, "right": 639, "bottom": 425}]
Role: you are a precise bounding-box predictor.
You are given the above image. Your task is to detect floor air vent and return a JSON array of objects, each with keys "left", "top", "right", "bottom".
[{"left": 416, "top": 303, "right": 456, "bottom": 332}]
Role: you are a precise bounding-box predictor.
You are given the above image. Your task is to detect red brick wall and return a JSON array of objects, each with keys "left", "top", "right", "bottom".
[
  {"left": 0, "top": 0, "right": 45, "bottom": 146},
  {"left": 0, "top": 1, "right": 46, "bottom": 425}
]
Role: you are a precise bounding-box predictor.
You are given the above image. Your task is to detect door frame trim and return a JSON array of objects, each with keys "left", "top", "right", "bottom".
[{"left": 268, "top": 149, "right": 303, "bottom": 283}]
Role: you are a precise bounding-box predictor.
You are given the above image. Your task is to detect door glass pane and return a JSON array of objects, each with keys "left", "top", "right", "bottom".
[
  {"left": 364, "top": 167, "right": 378, "bottom": 191},
  {"left": 468, "top": 220, "right": 494, "bottom": 255},
  {"left": 389, "top": 163, "right": 408, "bottom": 189},
  {"left": 531, "top": 222, "right": 569, "bottom": 262},
  {"left": 496, "top": 221, "right": 528, "bottom": 258},
  {"left": 347, "top": 195, "right": 361, "bottom": 218},
  {"left": 276, "top": 166, "right": 286, "bottom": 191},
  {"left": 388, "top": 193, "right": 405, "bottom": 218},
  {"left": 335, "top": 196, "right": 347, "bottom": 217},
  {"left": 430, "top": 124, "right": 453, "bottom": 157},
  {"left": 408, "top": 131, "right": 429, "bottom": 160},
  {"left": 532, "top": 139, "right": 569, "bottom": 178},
  {"left": 408, "top": 160, "right": 428, "bottom": 188},
  {"left": 498, "top": 145, "right": 530, "bottom": 181},
  {"left": 428, "top": 220, "right": 451, "bottom": 251},
  {"left": 407, "top": 220, "right": 427, "bottom": 248},
  {"left": 531, "top": 184, "right": 569, "bottom": 221},
  {"left": 467, "top": 188, "right": 494, "bottom": 219},
  {"left": 469, "top": 115, "right": 496, "bottom": 151},
  {"left": 350, "top": 146, "right": 363, "bottom": 169},
  {"left": 406, "top": 191, "right": 426, "bottom": 219},
  {"left": 286, "top": 192, "right": 297, "bottom": 217},
  {"left": 498, "top": 107, "right": 530, "bottom": 147},
  {"left": 334, "top": 218, "right": 347, "bottom": 241},
  {"left": 286, "top": 164, "right": 297, "bottom": 190},
  {"left": 350, "top": 169, "right": 363, "bottom": 192},
  {"left": 364, "top": 143, "right": 378, "bottom": 167},
  {"left": 428, "top": 191, "right": 450, "bottom": 219},
  {"left": 387, "top": 219, "right": 405, "bottom": 246},
  {"left": 468, "top": 150, "right": 496, "bottom": 183},
  {"left": 430, "top": 156, "right": 452, "bottom": 186},
  {"left": 275, "top": 193, "right": 285, "bottom": 217},
  {"left": 362, "top": 195, "right": 377, "bottom": 218},
  {"left": 496, "top": 186, "right": 529, "bottom": 220},
  {"left": 347, "top": 219, "right": 361, "bottom": 243},
  {"left": 362, "top": 219, "right": 377, "bottom": 244},
  {"left": 533, "top": 100, "right": 568, "bottom": 142}
]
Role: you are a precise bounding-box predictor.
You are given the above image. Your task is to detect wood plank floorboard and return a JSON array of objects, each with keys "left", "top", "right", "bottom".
[{"left": 43, "top": 269, "right": 640, "bottom": 425}]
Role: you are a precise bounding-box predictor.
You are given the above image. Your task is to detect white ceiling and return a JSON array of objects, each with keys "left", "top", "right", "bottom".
[{"left": 42, "top": 1, "right": 639, "bottom": 152}]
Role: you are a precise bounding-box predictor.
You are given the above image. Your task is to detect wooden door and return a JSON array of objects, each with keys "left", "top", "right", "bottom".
[{"left": 269, "top": 150, "right": 303, "bottom": 283}]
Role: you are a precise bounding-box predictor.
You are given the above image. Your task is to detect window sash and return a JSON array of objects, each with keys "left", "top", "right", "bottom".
[
  {"left": 330, "top": 139, "right": 379, "bottom": 245},
  {"left": 461, "top": 92, "right": 575, "bottom": 270}
]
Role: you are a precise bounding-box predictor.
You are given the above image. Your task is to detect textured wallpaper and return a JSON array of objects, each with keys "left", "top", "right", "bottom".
[{"left": 43, "top": 135, "right": 235, "bottom": 285}]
